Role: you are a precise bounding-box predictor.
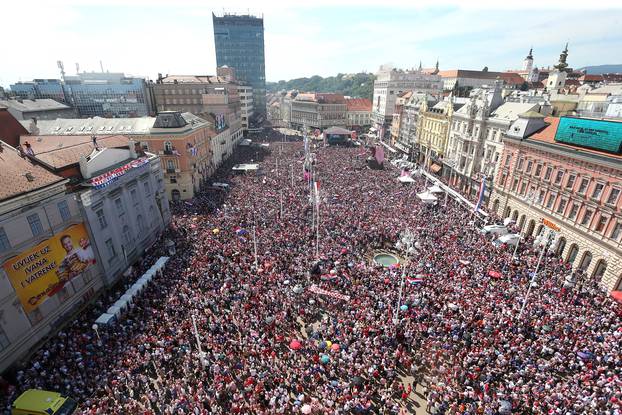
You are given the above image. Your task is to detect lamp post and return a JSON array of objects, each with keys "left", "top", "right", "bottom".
[
  {"left": 393, "top": 229, "right": 415, "bottom": 325},
  {"left": 92, "top": 324, "right": 102, "bottom": 346},
  {"left": 518, "top": 230, "right": 554, "bottom": 319},
  {"left": 191, "top": 314, "right": 207, "bottom": 368}
]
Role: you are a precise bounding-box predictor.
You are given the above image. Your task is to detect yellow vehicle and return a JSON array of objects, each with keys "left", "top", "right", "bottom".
[{"left": 11, "top": 389, "right": 77, "bottom": 415}]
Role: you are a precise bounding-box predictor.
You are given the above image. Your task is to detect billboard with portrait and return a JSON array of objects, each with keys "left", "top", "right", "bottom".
[{"left": 2, "top": 223, "right": 96, "bottom": 313}]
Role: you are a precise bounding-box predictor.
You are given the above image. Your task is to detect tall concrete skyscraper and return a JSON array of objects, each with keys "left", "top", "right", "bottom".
[{"left": 213, "top": 13, "right": 266, "bottom": 120}]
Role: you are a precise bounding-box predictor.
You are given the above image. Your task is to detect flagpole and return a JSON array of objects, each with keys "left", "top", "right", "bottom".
[
  {"left": 280, "top": 190, "right": 283, "bottom": 219},
  {"left": 253, "top": 226, "right": 258, "bottom": 269}
]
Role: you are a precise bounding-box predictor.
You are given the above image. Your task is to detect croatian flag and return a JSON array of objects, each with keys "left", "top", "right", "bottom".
[
  {"left": 406, "top": 276, "right": 424, "bottom": 285},
  {"left": 474, "top": 176, "right": 486, "bottom": 213}
]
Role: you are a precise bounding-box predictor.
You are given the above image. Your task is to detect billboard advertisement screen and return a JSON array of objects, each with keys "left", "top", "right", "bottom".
[
  {"left": 555, "top": 117, "right": 622, "bottom": 154},
  {"left": 2, "top": 223, "right": 96, "bottom": 313}
]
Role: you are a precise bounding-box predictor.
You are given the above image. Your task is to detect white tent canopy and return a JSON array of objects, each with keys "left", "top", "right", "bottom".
[
  {"left": 417, "top": 191, "right": 438, "bottom": 205},
  {"left": 428, "top": 184, "right": 444, "bottom": 193},
  {"left": 398, "top": 176, "right": 415, "bottom": 183},
  {"left": 95, "top": 313, "right": 116, "bottom": 326},
  {"left": 233, "top": 163, "right": 259, "bottom": 172}
]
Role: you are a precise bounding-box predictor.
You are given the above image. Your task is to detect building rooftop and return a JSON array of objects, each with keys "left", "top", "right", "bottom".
[
  {"left": 345, "top": 98, "right": 372, "bottom": 111},
  {"left": 490, "top": 102, "right": 540, "bottom": 121},
  {"left": 293, "top": 93, "right": 346, "bottom": 104},
  {"left": 0, "top": 140, "right": 65, "bottom": 201},
  {"left": 21, "top": 112, "right": 209, "bottom": 136},
  {"left": 20, "top": 135, "right": 130, "bottom": 169},
  {"left": 159, "top": 75, "right": 233, "bottom": 84},
  {"left": 588, "top": 84, "right": 622, "bottom": 95},
  {"left": 0, "top": 98, "right": 70, "bottom": 113}
]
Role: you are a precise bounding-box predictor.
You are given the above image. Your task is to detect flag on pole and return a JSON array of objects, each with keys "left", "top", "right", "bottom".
[
  {"left": 406, "top": 276, "right": 424, "bottom": 285},
  {"left": 474, "top": 176, "right": 486, "bottom": 213}
]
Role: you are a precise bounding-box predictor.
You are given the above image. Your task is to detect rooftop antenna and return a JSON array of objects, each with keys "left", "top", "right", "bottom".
[
  {"left": 57, "top": 60, "right": 66, "bottom": 83},
  {"left": 100, "top": 60, "right": 104, "bottom": 73}
]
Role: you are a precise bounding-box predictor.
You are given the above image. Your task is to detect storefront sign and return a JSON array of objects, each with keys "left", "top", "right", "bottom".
[
  {"left": 2, "top": 223, "right": 96, "bottom": 313},
  {"left": 541, "top": 218, "right": 560, "bottom": 232}
]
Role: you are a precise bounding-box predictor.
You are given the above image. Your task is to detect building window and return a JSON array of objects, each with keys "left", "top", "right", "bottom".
[
  {"left": 0, "top": 227, "right": 10, "bottom": 252},
  {"left": 520, "top": 182, "right": 527, "bottom": 196},
  {"left": 568, "top": 203, "right": 579, "bottom": 220},
  {"left": 611, "top": 221, "right": 622, "bottom": 240},
  {"left": 592, "top": 183, "right": 605, "bottom": 200},
  {"left": 577, "top": 178, "right": 590, "bottom": 194},
  {"left": 525, "top": 160, "right": 533, "bottom": 174},
  {"left": 512, "top": 179, "right": 519, "bottom": 192},
  {"left": 130, "top": 188, "right": 138, "bottom": 205},
  {"left": 96, "top": 209, "right": 107, "bottom": 229},
  {"left": 595, "top": 215, "right": 608, "bottom": 233},
  {"left": 122, "top": 225, "right": 132, "bottom": 245},
  {"left": 534, "top": 164, "right": 542, "bottom": 177},
  {"left": 517, "top": 157, "right": 524, "bottom": 170},
  {"left": 27, "top": 214, "right": 44, "bottom": 236},
  {"left": 554, "top": 170, "right": 564, "bottom": 185},
  {"left": 606, "top": 188, "right": 620, "bottom": 205},
  {"left": 143, "top": 181, "right": 151, "bottom": 196},
  {"left": 544, "top": 167, "right": 552, "bottom": 181},
  {"left": 105, "top": 238, "right": 116, "bottom": 260},
  {"left": 580, "top": 209, "right": 594, "bottom": 226},
  {"left": 114, "top": 198, "right": 125, "bottom": 216},
  {"left": 137, "top": 215, "right": 146, "bottom": 232},
  {"left": 0, "top": 326, "right": 11, "bottom": 352},
  {"left": 556, "top": 199, "right": 567, "bottom": 214},
  {"left": 565, "top": 174, "right": 576, "bottom": 190},
  {"left": 538, "top": 190, "right": 545, "bottom": 205},
  {"left": 57, "top": 200, "right": 71, "bottom": 221},
  {"left": 546, "top": 194, "right": 556, "bottom": 209}
]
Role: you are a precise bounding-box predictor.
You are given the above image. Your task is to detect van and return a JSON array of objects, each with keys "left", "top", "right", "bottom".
[{"left": 12, "top": 389, "right": 77, "bottom": 415}]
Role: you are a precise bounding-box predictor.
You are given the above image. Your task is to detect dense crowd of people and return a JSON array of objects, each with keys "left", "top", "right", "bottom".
[{"left": 2, "top": 132, "right": 621, "bottom": 414}]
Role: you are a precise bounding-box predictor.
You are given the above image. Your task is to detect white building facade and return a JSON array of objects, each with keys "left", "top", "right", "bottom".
[
  {"left": 238, "top": 84, "right": 254, "bottom": 132},
  {"left": 372, "top": 65, "right": 442, "bottom": 128}
]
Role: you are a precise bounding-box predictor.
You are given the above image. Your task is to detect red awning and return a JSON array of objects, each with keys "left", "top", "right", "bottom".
[{"left": 610, "top": 291, "right": 622, "bottom": 304}]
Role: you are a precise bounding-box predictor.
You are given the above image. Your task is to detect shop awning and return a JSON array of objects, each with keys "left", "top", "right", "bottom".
[{"left": 430, "top": 163, "right": 442, "bottom": 173}]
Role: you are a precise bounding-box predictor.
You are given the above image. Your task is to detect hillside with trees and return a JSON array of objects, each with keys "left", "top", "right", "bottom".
[{"left": 267, "top": 73, "right": 375, "bottom": 99}]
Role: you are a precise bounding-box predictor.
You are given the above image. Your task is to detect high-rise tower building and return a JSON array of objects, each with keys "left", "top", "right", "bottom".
[{"left": 212, "top": 13, "right": 266, "bottom": 120}]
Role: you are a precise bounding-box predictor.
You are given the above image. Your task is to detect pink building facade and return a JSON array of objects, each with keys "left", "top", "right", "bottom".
[{"left": 491, "top": 115, "right": 622, "bottom": 291}]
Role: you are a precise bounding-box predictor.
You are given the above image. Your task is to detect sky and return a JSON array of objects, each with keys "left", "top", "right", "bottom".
[{"left": 2, "top": 0, "right": 622, "bottom": 88}]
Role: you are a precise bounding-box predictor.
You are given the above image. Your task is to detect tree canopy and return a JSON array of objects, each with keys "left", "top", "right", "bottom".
[{"left": 266, "top": 73, "right": 375, "bottom": 100}]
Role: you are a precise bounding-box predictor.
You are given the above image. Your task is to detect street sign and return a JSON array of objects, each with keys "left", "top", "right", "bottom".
[{"left": 541, "top": 218, "right": 560, "bottom": 232}]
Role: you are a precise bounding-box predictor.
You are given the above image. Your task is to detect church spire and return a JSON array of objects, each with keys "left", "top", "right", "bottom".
[
  {"left": 526, "top": 47, "right": 533, "bottom": 60},
  {"left": 554, "top": 43, "right": 569, "bottom": 71},
  {"left": 418, "top": 60, "right": 422, "bottom": 71}
]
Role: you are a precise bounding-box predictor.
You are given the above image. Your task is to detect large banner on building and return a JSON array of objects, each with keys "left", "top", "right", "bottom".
[{"left": 2, "top": 223, "right": 96, "bottom": 313}]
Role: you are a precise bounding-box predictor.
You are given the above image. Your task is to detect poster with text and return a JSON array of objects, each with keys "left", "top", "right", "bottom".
[{"left": 2, "top": 223, "right": 96, "bottom": 313}]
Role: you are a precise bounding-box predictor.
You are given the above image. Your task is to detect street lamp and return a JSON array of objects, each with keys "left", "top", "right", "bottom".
[
  {"left": 518, "top": 229, "right": 554, "bottom": 319},
  {"left": 393, "top": 229, "right": 416, "bottom": 325},
  {"left": 92, "top": 324, "right": 102, "bottom": 346}
]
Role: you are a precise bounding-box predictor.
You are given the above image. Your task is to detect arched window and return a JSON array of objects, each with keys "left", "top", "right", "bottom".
[
  {"left": 578, "top": 251, "right": 592, "bottom": 271},
  {"left": 171, "top": 189, "right": 181, "bottom": 201},
  {"left": 518, "top": 215, "right": 526, "bottom": 230},
  {"left": 592, "top": 259, "right": 607, "bottom": 279},
  {"left": 167, "top": 160, "right": 175, "bottom": 170},
  {"left": 504, "top": 206, "right": 511, "bottom": 218},
  {"left": 526, "top": 219, "right": 536, "bottom": 237},
  {"left": 512, "top": 210, "right": 519, "bottom": 221},
  {"left": 566, "top": 244, "right": 579, "bottom": 264},
  {"left": 164, "top": 141, "right": 173, "bottom": 152},
  {"left": 492, "top": 199, "right": 500, "bottom": 213},
  {"left": 556, "top": 237, "right": 567, "bottom": 257}
]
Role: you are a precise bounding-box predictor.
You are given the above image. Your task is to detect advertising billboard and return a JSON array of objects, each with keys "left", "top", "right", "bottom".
[
  {"left": 2, "top": 223, "right": 96, "bottom": 313},
  {"left": 555, "top": 117, "right": 622, "bottom": 154}
]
